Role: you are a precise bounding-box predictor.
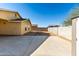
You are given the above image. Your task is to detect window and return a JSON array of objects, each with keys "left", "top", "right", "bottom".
[
  {"left": 25, "top": 26, "right": 30, "bottom": 31},
  {"left": 25, "top": 27, "right": 27, "bottom": 31}
]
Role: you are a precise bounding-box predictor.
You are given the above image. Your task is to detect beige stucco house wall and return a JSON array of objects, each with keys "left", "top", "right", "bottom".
[
  {"left": 21, "top": 20, "right": 32, "bottom": 35},
  {"left": 0, "top": 9, "right": 32, "bottom": 35}
]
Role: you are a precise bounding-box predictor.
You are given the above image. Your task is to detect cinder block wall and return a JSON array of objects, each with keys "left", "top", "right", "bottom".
[
  {"left": 58, "top": 26, "right": 72, "bottom": 40},
  {"left": 48, "top": 27, "right": 58, "bottom": 35},
  {"left": 48, "top": 26, "right": 72, "bottom": 40}
]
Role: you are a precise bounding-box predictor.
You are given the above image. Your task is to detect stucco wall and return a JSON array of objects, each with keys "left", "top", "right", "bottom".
[
  {"left": 48, "top": 26, "right": 72, "bottom": 40},
  {"left": 74, "top": 18, "right": 79, "bottom": 55},
  {"left": 0, "top": 20, "right": 21, "bottom": 35},
  {"left": 0, "top": 19, "right": 32, "bottom": 35},
  {"left": 21, "top": 20, "right": 31, "bottom": 35}
]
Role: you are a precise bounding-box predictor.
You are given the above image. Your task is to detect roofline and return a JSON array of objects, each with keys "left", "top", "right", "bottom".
[
  {"left": 0, "top": 9, "right": 22, "bottom": 19},
  {"left": 71, "top": 16, "right": 79, "bottom": 20},
  {"left": 0, "top": 18, "right": 8, "bottom": 21},
  {"left": 0, "top": 18, "right": 26, "bottom": 21},
  {"left": 0, "top": 8, "right": 17, "bottom": 13},
  {"left": 27, "top": 19, "right": 32, "bottom": 24},
  {"left": 16, "top": 12, "right": 22, "bottom": 19}
]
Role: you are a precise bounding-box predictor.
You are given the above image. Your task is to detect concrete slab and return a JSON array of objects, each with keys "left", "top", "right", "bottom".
[
  {"left": 31, "top": 36, "right": 72, "bottom": 56},
  {"left": 0, "top": 36, "right": 48, "bottom": 56}
]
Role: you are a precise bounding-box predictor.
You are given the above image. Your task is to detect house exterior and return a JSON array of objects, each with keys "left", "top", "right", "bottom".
[{"left": 0, "top": 9, "right": 32, "bottom": 35}]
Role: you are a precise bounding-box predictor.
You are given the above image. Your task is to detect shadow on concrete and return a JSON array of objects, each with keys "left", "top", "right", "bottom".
[
  {"left": 24, "top": 32, "right": 50, "bottom": 36},
  {"left": 0, "top": 32, "right": 49, "bottom": 56},
  {"left": 0, "top": 32, "right": 50, "bottom": 37}
]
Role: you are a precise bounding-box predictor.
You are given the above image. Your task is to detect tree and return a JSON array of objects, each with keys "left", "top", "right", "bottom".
[
  {"left": 63, "top": 5, "right": 79, "bottom": 26},
  {"left": 63, "top": 19, "right": 72, "bottom": 26}
]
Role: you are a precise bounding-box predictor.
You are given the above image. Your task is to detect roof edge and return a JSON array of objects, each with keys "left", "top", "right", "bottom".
[{"left": 71, "top": 16, "right": 79, "bottom": 20}]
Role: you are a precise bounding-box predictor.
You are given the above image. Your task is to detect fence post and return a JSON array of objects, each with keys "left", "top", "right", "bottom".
[{"left": 72, "top": 19, "right": 76, "bottom": 56}]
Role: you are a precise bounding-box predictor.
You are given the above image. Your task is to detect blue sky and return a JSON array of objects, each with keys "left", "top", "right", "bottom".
[{"left": 0, "top": 3, "right": 77, "bottom": 27}]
